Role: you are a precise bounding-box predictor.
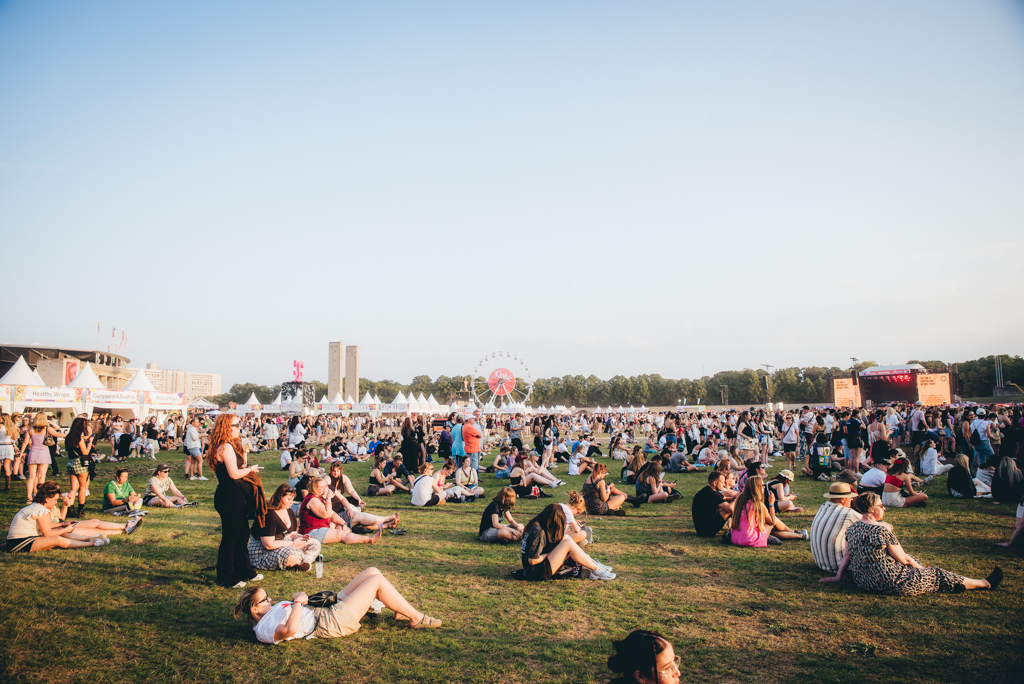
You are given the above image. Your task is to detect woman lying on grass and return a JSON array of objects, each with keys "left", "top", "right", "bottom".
[
  {"left": 519, "top": 504, "right": 615, "bottom": 581},
  {"left": 234, "top": 566, "right": 441, "bottom": 644},
  {"left": 6, "top": 481, "right": 136, "bottom": 552}
]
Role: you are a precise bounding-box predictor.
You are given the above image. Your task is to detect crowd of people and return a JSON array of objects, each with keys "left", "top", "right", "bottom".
[{"left": 3, "top": 398, "right": 1021, "bottom": 673}]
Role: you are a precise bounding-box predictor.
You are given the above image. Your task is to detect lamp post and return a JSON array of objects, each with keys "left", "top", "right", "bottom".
[{"left": 761, "top": 364, "right": 774, "bottom": 405}]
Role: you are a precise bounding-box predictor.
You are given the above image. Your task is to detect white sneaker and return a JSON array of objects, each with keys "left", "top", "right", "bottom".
[
  {"left": 801, "top": 529, "right": 809, "bottom": 540},
  {"left": 369, "top": 598, "right": 385, "bottom": 614},
  {"left": 588, "top": 566, "right": 616, "bottom": 581},
  {"left": 189, "top": 476, "right": 197, "bottom": 481},
  {"left": 230, "top": 581, "right": 247, "bottom": 590},
  {"left": 250, "top": 574, "right": 264, "bottom": 582},
  {"left": 197, "top": 476, "right": 208, "bottom": 481},
  {"left": 83, "top": 490, "right": 90, "bottom": 497},
  {"left": 923, "top": 475, "right": 934, "bottom": 485}
]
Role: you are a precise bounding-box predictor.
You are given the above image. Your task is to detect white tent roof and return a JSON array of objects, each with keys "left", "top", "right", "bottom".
[
  {"left": 359, "top": 392, "right": 375, "bottom": 405},
  {"left": 242, "top": 393, "right": 261, "bottom": 406},
  {"left": 67, "top": 363, "right": 106, "bottom": 390},
  {"left": 391, "top": 391, "right": 408, "bottom": 404},
  {"left": 188, "top": 397, "right": 218, "bottom": 409},
  {"left": 416, "top": 393, "right": 428, "bottom": 405},
  {"left": 329, "top": 392, "right": 344, "bottom": 404},
  {"left": 448, "top": 402, "right": 460, "bottom": 412},
  {"left": 595, "top": 405, "right": 602, "bottom": 413},
  {"left": 0, "top": 356, "right": 41, "bottom": 385},
  {"left": 372, "top": 394, "right": 382, "bottom": 404},
  {"left": 124, "top": 370, "right": 159, "bottom": 393},
  {"left": 268, "top": 392, "right": 283, "bottom": 405},
  {"left": 318, "top": 395, "right": 329, "bottom": 404},
  {"left": 31, "top": 369, "right": 47, "bottom": 386},
  {"left": 426, "top": 393, "right": 439, "bottom": 406},
  {"left": 345, "top": 395, "right": 355, "bottom": 404}
]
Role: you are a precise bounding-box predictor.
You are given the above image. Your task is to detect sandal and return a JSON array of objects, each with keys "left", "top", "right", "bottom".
[
  {"left": 410, "top": 613, "right": 442, "bottom": 629},
  {"left": 389, "top": 528, "right": 407, "bottom": 535}
]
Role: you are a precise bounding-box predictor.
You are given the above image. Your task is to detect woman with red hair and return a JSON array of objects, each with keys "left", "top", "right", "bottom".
[{"left": 207, "top": 413, "right": 265, "bottom": 589}]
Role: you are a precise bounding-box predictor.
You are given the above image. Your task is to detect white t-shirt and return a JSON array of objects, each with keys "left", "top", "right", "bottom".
[
  {"left": 254, "top": 601, "right": 316, "bottom": 644},
  {"left": 921, "top": 447, "right": 939, "bottom": 475},
  {"left": 166, "top": 423, "right": 176, "bottom": 438},
  {"left": 264, "top": 423, "right": 279, "bottom": 440},
  {"left": 7, "top": 503, "right": 50, "bottom": 539},
  {"left": 567, "top": 454, "right": 581, "bottom": 476},
  {"left": 885, "top": 414, "right": 900, "bottom": 431},
  {"left": 860, "top": 467, "right": 887, "bottom": 489},
  {"left": 411, "top": 474, "right": 436, "bottom": 506},
  {"left": 802, "top": 412, "right": 815, "bottom": 433},
  {"left": 557, "top": 503, "right": 577, "bottom": 527},
  {"left": 971, "top": 419, "right": 990, "bottom": 443},
  {"left": 280, "top": 450, "right": 293, "bottom": 469},
  {"left": 910, "top": 409, "right": 927, "bottom": 432},
  {"left": 781, "top": 422, "right": 800, "bottom": 444},
  {"left": 824, "top": 415, "right": 835, "bottom": 433},
  {"left": 288, "top": 425, "right": 307, "bottom": 447}
]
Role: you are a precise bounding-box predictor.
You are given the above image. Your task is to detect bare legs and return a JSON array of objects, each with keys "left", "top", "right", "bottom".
[
  {"left": 26, "top": 463, "right": 46, "bottom": 501},
  {"left": 340, "top": 566, "right": 439, "bottom": 626},
  {"left": 350, "top": 510, "right": 400, "bottom": 529},
  {"left": 540, "top": 537, "right": 599, "bottom": 572}
]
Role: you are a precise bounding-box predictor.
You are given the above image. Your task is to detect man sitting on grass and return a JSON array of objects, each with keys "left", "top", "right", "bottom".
[{"left": 691, "top": 471, "right": 734, "bottom": 538}]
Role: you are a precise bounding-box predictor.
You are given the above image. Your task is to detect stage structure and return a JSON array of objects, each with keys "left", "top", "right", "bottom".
[{"left": 833, "top": 364, "right": 952, "bottom": 407}]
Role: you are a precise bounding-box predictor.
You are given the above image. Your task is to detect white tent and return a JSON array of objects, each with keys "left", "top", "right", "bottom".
[
  {"left": 235, "top": 392, "right": 263, "bottom": 415},
  {"left": 124, "top": 370, "right": 159, "bottom": 393},
  {"left": 262, "top": 392, "right": 284, "bottom": 413},
  {"left": 594, "top": 405, "right": 603, "bottom": 413},
  {"left": 384, "top": 391, "right": 410, "bottom": 414},
  {"left": 66, "top": 363, "right": 106, "bottom": 390},
  {"left": 448, "top": 401, "right": 460, "bottom": 413},
  {"left": 0, "top": 356, "right": 40, "bottom": 386},
  {"left": 329, "top": 392, "right": 344, "bottom": 404},
  {"left": 353, "top": 392, "right": 378, "bottom": 414},
  {"left": 426, "top": 394, "right": 442, "bottom": 414},
  {"left": 319, "top": 395, "right": 329, "bottom": 404},
  {"left": 188, "top": 397, "right": 218, "bottom": 410},
  {"left": 345, "top": 395, "right": 356, "bottom": 405},
  {"left": 482, "top": 400, "right": 498, "bottom": 415}
]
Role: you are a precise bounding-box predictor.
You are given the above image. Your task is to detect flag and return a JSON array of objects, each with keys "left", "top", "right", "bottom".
[
  {"left": 112, "top": 327, "right": 115, "bottom": 338},
  {"left": 97, "top": 322, "right": 100, "bottom": 333}
]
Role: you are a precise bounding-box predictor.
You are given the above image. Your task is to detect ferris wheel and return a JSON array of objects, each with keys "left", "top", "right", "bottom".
[{"left": 471, "top": 352, "right": 533, "bottom": 407}]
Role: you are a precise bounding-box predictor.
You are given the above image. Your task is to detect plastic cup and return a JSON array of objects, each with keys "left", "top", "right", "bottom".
[{"left": 315, "top": 561, "right": 323, "bottom": 578}]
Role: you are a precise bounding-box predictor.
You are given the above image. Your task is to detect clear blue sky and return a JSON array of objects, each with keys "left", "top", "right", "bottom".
[{"left": 2, "top": 1, "right": 1022, "bottom": 387}]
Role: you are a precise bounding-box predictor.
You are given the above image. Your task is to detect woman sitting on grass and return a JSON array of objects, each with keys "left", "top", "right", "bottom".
[
  {"left": 766, "top": 470, "right": 803, "bottom": 513},
  {"left": 730, "top": 476, "right": 806, "bottom": 547},
  {"left": 103, "top": 468, "right": 143, "bottom": 515},
  {"left": 248, "top": 484, "right": 322, "bottom": 573},
  {"left": 508, "top": 454, "right": 555, "bottom": 499},
  {"left": 455, "top": 456, "right": 485, "bottom": 499},
  {"left": 297, "top": 476, "right": 382, "bottom": 545},
  {"left": 634, "top": 459, "right": 677, "bottom": 505},
  {"left": 410, "top": 462, "right": 451, "bottom": 507},
  {"left": 581, "top": 463, "right": 631, "bottom": 515},
  {"left": 610, "top": 434, "right": 630, "bottom": 461},
  {"left": 235, "top": 566, "right": 441, "bottom": 643},
  {"left": 881, "top": 458, "right": 928, "bottom": 508},
  {"left": 606, "top": 629, "right": 681, "bottom": 684},
  {"left": 821, "top": 492, "right": 1002, "bottom": 594},
  {"left": 478, "top": 486, "right": 524, "bottom": 543},
  {"left": 947, "top": 454, "right": 991, "bottom": 499},
  {"left": 367, "top": 455, "right": 396, "bottom": 497},
  {"left": 144, "top": 464, "right": 196, "bottom": 508},
  {"left": 520, "top": 504, "right": 615, "bottom": 581},
  {"left": 567, "top": 443, "right": 596, "bottom": 476},
  {"left": 326, "top": 462, "right": 368, "bottom": 510},
  {"left": 6, "top": 481, "right": 136, "bottom": 552},
  {"left": 560, "top": 491, "right": 589, "bottom": 545},
  {"left": 622, "top": 447, "right": 645, "bottom": 484}
]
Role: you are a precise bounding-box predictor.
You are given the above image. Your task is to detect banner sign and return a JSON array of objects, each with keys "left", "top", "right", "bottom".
[
  {"left": 833, "top": 378, "right": 861, "bottom": 409},
  {"left": 88, "top": 389, "right": 140, "bottom": 404},
  {"left": 675, "top": 405, "right": 707, "bottom": 412},
  {"left": 145, "top": 392, "right": 187, "bottom": 406},
  {"left": 0, "top": 385, "right": 10, "bottom": 401},
  {"left": 916, "top": 373, "right": 951, "bottom": 406},
  {"left": 14, "top": 386, "right": 82, "bottom": 403}
]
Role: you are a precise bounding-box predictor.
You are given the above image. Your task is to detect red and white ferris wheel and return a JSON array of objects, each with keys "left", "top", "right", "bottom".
[{"left": 471, "top": 352, "right": 533, "bottom": 407}]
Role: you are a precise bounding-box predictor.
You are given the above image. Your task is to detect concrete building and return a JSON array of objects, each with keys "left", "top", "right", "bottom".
[
  {"left": 127, "top": 363, "right": 222, "bottom": 398},
  {"left": 1, "top": 344, "right": 133, "bottom": 390},
  {"left": 328, "top": 341, "right": 344, "bottom": 400},
  {"left": 345, "top": 345, "right": 359, "bottom": 401}
]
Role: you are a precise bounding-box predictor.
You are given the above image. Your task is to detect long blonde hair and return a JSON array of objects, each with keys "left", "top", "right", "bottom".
[
  {"left": 732, "top": 476, "right": 768, "bottom": 532},
  {"left": 1, "top": 414, "right": 18, "bottom": 441},
  {"left": 32, "top": 412, "right": 48, "bottom": 432}
]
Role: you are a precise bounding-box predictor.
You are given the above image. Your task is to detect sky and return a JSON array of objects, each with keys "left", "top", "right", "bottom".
[{"left": 2, "top": 1, "right": 1023, "bottom": 388}]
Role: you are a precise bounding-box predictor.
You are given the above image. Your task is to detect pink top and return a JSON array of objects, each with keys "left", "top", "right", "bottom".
[{"left": 731, "top": 502, "right": 768, "bottom": 548}]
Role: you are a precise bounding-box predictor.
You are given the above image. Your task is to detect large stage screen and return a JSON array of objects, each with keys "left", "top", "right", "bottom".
[
  {"left": 917, "top": 373, "right": 951, "bottom": 406},
  {"left": 859, "top": 372, "right": 917, "bottom": 404}
]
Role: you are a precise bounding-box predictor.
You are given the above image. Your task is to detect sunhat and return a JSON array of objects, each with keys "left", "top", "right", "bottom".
[{"left": 823, "top": 482, "right": 857, "bottom": 499}]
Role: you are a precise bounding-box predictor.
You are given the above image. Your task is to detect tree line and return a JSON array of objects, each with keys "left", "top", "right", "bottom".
[{"left": 207, "top": 355, "right": 1022, "bottom": 408}]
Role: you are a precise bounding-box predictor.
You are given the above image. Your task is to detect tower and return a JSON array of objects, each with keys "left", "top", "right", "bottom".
[
  {"left": 345, "top": 346, "right": 359, "bottom": 401},
  {"left": 328, "top": 341, "right": 343, "bottom": 400}
]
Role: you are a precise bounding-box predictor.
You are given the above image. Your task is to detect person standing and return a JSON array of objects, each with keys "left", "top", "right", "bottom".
[
  {"left": 207, "top": 413, "right": 264, "bottom": 589},
  {"left": 20, "top": 413, "right": 62, "bottom": 504},
  {"left": 1, "top": 413, "right": 19, "bottom": 491},
  {"left": 509, "top": 414, "right": 524, "bottom": 452},
  {"left": 184, "top": 416, "right": 207, "bottom": 481},
  {"left": 463, "top": 414, "right": 483, "bottom": 473},
  {"left": 64, "top": 417, "right": 97, "bottom": 518}
]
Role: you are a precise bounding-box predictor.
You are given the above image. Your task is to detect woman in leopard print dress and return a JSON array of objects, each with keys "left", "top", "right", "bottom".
[{"left": 820, "top": 493, "right": 1002, "bottom": 595}]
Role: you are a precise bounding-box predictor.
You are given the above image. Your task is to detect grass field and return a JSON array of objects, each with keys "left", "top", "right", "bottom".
[{"left": 1, "top": 435, "right": 1022, "bottom": 684}]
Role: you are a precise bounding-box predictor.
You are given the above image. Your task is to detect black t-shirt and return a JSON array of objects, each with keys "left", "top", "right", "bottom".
[
  {"left": 479, "top": 501, "right": 508, "bottom": 536},
  {"left": 145, "top": 425, "right": 159, "bottom": 440},
  {"left": 294, "top": 475, "right": 311, "bottom": 496},
  {"left": 691, "top": 486, "right": 727, "bottom": 537},
  {"left": 520, "top": 522, "right": 552, "bottom": 570}
]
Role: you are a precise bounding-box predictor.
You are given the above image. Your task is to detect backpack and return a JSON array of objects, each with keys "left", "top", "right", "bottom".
[{"left": 307, "top": 591, "right": 337, "bottom": 608}]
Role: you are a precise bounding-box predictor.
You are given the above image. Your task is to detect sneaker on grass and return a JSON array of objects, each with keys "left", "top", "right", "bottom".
[{"left": 588, "top": 566, "right": 616, "bottom": 581}]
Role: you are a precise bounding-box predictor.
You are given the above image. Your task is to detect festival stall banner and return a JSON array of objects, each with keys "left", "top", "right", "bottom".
[
  {"left": 916, "top": 373, "right": 951, "bottom": 406},
  {"left": 832, "top": 378, "right": 861, "bottom": 409},
  {"left": 87, "top": 389, "right": 140, "bottom": 405},
  {"left": 144, "top": 392, "right": 188, "bottom": 407},
  {"left": 675, "top": 405, "right": 707, "bottom": 412},
  {"left": 14, "top": 386, "right": 82, "bottom": 403},
  {"left": 0, "top": 385, "right": 10, "bottom": 401}
]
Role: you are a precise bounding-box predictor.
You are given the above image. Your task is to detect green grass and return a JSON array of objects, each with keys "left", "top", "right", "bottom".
[{"left": 1, "top": 436, "right": 1022, "bottom": 684}]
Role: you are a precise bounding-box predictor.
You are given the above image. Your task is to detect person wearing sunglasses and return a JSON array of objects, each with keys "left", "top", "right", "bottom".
[
  {"left": 232, "top": 566, "right": 441, "bottom": 643},
  {"left": 606, "top": 629, "right": 680, "bottom": 684}
]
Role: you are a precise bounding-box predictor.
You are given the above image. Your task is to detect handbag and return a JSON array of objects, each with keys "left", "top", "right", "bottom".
[
  {"left": 44, "top": 435, "right": 56, "bottom": 447},
  {"left": 307, "top": 591, "right": 338, "bottom": 608}
]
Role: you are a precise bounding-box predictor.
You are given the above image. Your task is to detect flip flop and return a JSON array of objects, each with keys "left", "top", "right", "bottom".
[{"left": 388, "top": 528, "right": 407, "bottom": 536}]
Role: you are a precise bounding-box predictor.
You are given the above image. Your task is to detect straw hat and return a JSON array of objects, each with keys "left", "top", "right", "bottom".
[{"left": 823, "top": 482, "right": 857, "bottom": 499}]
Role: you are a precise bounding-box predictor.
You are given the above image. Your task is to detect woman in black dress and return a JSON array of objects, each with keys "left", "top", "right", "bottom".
[
  {"left": 207, "top": 413, "right": 265, "bottom": 589},
  {"left": 400, "top": 416, "right": 420, "bottom": 474}
]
